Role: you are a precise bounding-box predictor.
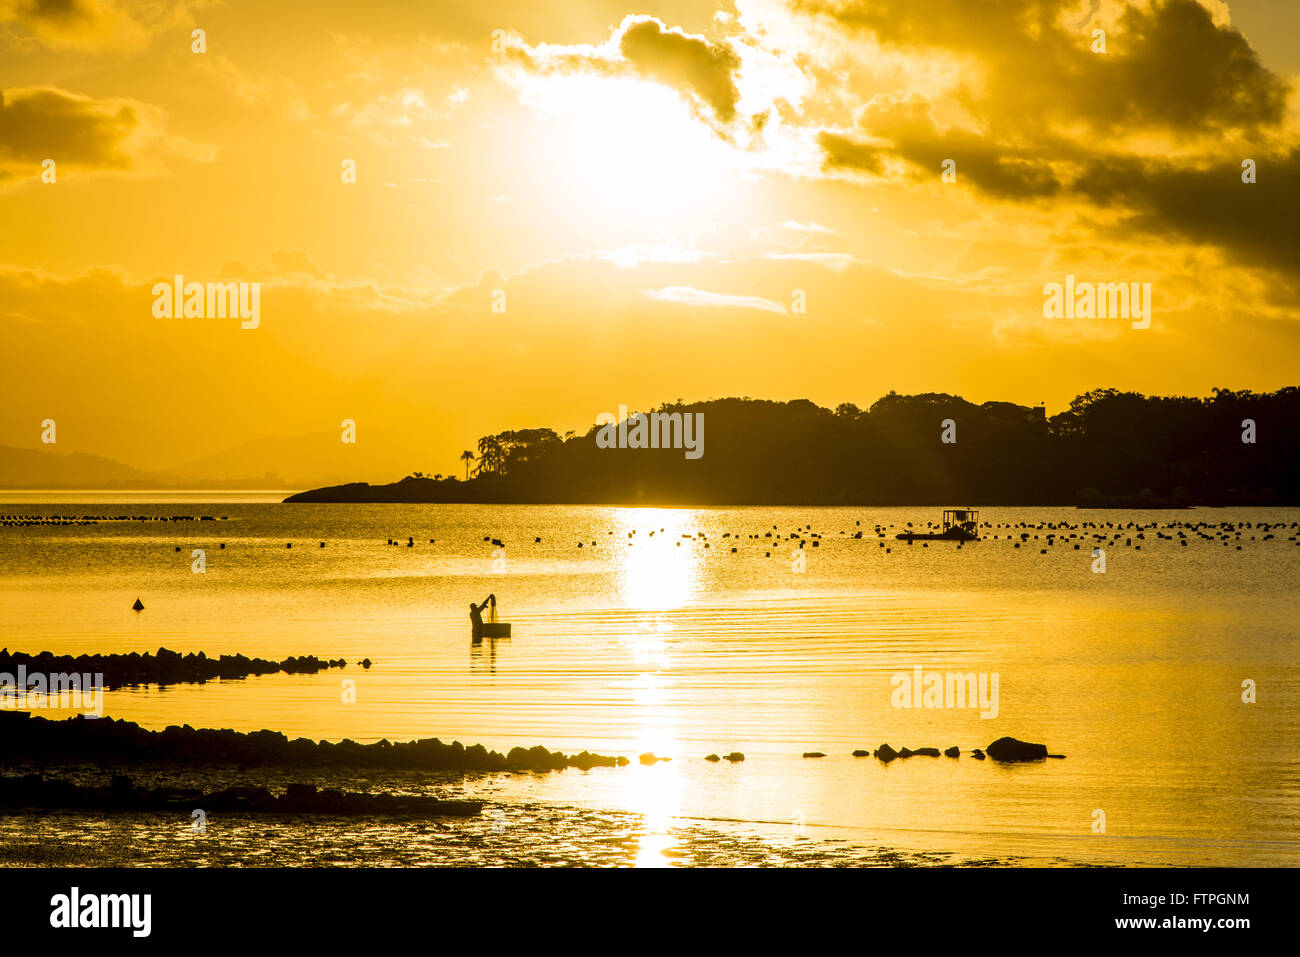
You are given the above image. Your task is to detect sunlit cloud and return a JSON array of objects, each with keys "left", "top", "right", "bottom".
[{"left": 642, "top": 285, "right": 788, "bottom": 314}]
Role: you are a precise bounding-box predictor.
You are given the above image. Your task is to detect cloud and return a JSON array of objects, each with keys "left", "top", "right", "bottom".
[
  {"left": 501, "top": 15, "right": 745, "bottom": 130},
  {"left": 194, "top": 55, "right": 313, "bottom": 123},
  {"left": 798, "top": 0, "right": 1300, "bottom": 279},
  {"left": 596, "top": 238, "right": 714, "bottom": 268},
  {"left": 822, "top": 92, "right": 1063, "bottom": 198},
  {"left": 642, "top": 285, "right": 788, "bottom": 313},
  {"left": 0, "top": 0, "right": 199, "bottom": 51},
  {"left": 780, "top": 220, "right": 838, "bottom": 235},
  {"left": 0, "top": 86, "right": 200, "bottom": 181},
  {"left": 797, "top": 0, "right": 1286, "bottom": 135},
  {"left": 1072, "top": 148, "right": 1300, "bottom": 282},
  {"left": 617, "top": 16, "right": 743, "bottom": 123},
  {"left": 762, "top": 251, "right": 861, "bottom": 271}
]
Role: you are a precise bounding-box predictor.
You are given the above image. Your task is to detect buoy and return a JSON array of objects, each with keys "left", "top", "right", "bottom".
[{"left": 132, "top": 598, "right": 144, "bottom": 611}]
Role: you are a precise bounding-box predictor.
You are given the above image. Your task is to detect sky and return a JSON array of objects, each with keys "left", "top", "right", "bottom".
[{"left": 2, "top": 0, "right": 1298, "bottom": 480}]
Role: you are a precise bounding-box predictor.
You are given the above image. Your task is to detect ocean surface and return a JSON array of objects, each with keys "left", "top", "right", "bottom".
[{"left": 1, "top": 492, "right": 1297, "bottom": 867}]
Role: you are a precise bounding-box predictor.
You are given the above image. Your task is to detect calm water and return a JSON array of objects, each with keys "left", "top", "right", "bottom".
[{"left": 2, "top": 493, "right": 1298, "bottom": 866}]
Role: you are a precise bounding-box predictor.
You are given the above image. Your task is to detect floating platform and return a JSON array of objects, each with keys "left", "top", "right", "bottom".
[
  {"left": 895, "top": 528, "right": 978, "bottom": 542},
  {"left": 896, "top": 508, "right": 980, "bottom": 542}
]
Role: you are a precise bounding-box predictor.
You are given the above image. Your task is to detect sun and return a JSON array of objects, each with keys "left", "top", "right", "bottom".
[{"left": 512, "top": 72, "right": 746, "bottom": 231}]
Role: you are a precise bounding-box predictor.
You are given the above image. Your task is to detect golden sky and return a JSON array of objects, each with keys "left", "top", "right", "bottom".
[{"left": 2, "top": 0, "right": 1299, "bottom": 481}]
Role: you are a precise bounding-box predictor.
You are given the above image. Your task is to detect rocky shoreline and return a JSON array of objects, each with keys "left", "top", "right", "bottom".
[
  {"left": 0, "top": 647, "right": 347, "bottom": 689},
  {"left": 0, "top": 773, "right": 482, "bottom": 817},
  {"left": 0, "top": 712, "right": 630, "bottom": 772}
]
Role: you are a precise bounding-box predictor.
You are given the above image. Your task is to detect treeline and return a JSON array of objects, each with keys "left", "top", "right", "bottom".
[{"left": 285, "top": 388, "right": 1299, "bottom": 505}]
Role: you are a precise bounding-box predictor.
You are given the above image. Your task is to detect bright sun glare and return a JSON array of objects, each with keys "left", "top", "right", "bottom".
[{"left": 519, "top": 73, "right": 744, "bottom": 225}]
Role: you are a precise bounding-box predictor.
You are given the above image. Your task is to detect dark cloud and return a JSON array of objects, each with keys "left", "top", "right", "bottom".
[
  {"left": 817, "top": 130, "right": 886, "bottom": 175},
  {"left": 505, "top": 15, "right": 743, "bottom": 127},
  {"left": 616, "top": 16, "right": 742, "bottom": 123},
  {"left": 0, "top": 87, "right": 146, "bottom": 172},
  {"left": 1073, "top": 150, "right": 1300, "bottom": 278},
  {"left": 804, "top": 0, "right": 1296, "bottom": 277},
  {"left": 822, "top": 92, "right": 1061, "bottom": 198},
  {"left": 798, "top": 0, "right": 1286, "bottom": 135}
]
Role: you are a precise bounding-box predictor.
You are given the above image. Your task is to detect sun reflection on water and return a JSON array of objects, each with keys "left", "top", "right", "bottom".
[
  {"left": 614, "top": 508, "right": 701, "bottom": 611},
  {"left": 630, "top": 761, "right": 683, "bottom": 868}
]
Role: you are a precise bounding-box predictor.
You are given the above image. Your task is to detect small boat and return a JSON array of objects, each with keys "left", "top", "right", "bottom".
[{"left": 896, "top": 508, "right": 980, "bottom": 542}]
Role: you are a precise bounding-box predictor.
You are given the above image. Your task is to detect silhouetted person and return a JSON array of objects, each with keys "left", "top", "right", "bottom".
[{"left": 470, "top": 594, "right": 496, "bottom": 640}]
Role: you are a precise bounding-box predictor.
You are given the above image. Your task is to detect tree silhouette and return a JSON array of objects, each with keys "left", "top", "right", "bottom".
[
  {"left": 287, "top": 388, "right": 1300, "bottom": 505},
  {"left": 459, "top": 450, "right": 475, "bottom": 480}
]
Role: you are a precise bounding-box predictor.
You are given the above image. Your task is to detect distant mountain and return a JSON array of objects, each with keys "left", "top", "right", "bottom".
[
  {"left": 0, "top": 424, "right": 431, "bottom": 491},
  {"left": 0, "top": 444, "right": 170, "bottom": 489},
  {"left": 161, "top": 428, "right": 429, "bottom": 490}
]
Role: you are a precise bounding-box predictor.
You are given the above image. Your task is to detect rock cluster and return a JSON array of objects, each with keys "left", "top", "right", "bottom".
[
  {"left": 0, "top": 647, "right": 346, "bottom": 689},
  {"left": 0, "top": 711, "right": 629, "bottom": 772},
  {"left": 869, "top": 738, "right": 1058, "bottom": 763}
]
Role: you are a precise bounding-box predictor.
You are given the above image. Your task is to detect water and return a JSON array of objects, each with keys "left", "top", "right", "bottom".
[{"left": 1, "top": 494, "right": 1297, "bottom": 866}]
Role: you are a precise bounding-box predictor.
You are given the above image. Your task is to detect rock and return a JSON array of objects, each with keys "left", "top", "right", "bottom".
[
  {"left": 944, "top": 746, "right": 960, "bottom": 758},
  {"left": 802, "top": 751, "right": 826, "bottom": 758},
  {"left": 639, "top": 752, "right": 669, "bottom": 765},
  {"left": 852, "top": 749, "right": 869, "bottom": 757},
  {"left": 723, "top": 752, "right": 744, "bottom": 762},
  {"left": 986, "top": 737, "right": 1049, "bottom": 762},
  {"left": 971, "top": 749, "right": 986, "bottom": 760},
  {"left": 705, "top": 754, "right": 720, "bottom": 762},
  {"left": 132, "top": 598, "right": 144, "bottom": 611},
  {"left": 910, "top": 747, "right": 941, "bottom": 757},
  {"left": 874, "top": 743, "right": 899, "bottom": 763}
]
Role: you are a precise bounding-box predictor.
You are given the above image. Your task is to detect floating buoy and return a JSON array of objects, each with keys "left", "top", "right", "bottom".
[{"left": 132, "top": 598, "right": 144, "bottom": 611}]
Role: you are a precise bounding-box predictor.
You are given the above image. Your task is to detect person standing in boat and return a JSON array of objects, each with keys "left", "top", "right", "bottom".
[{"left": 470, "top": 594, "right": 496, "bottom": 640}]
